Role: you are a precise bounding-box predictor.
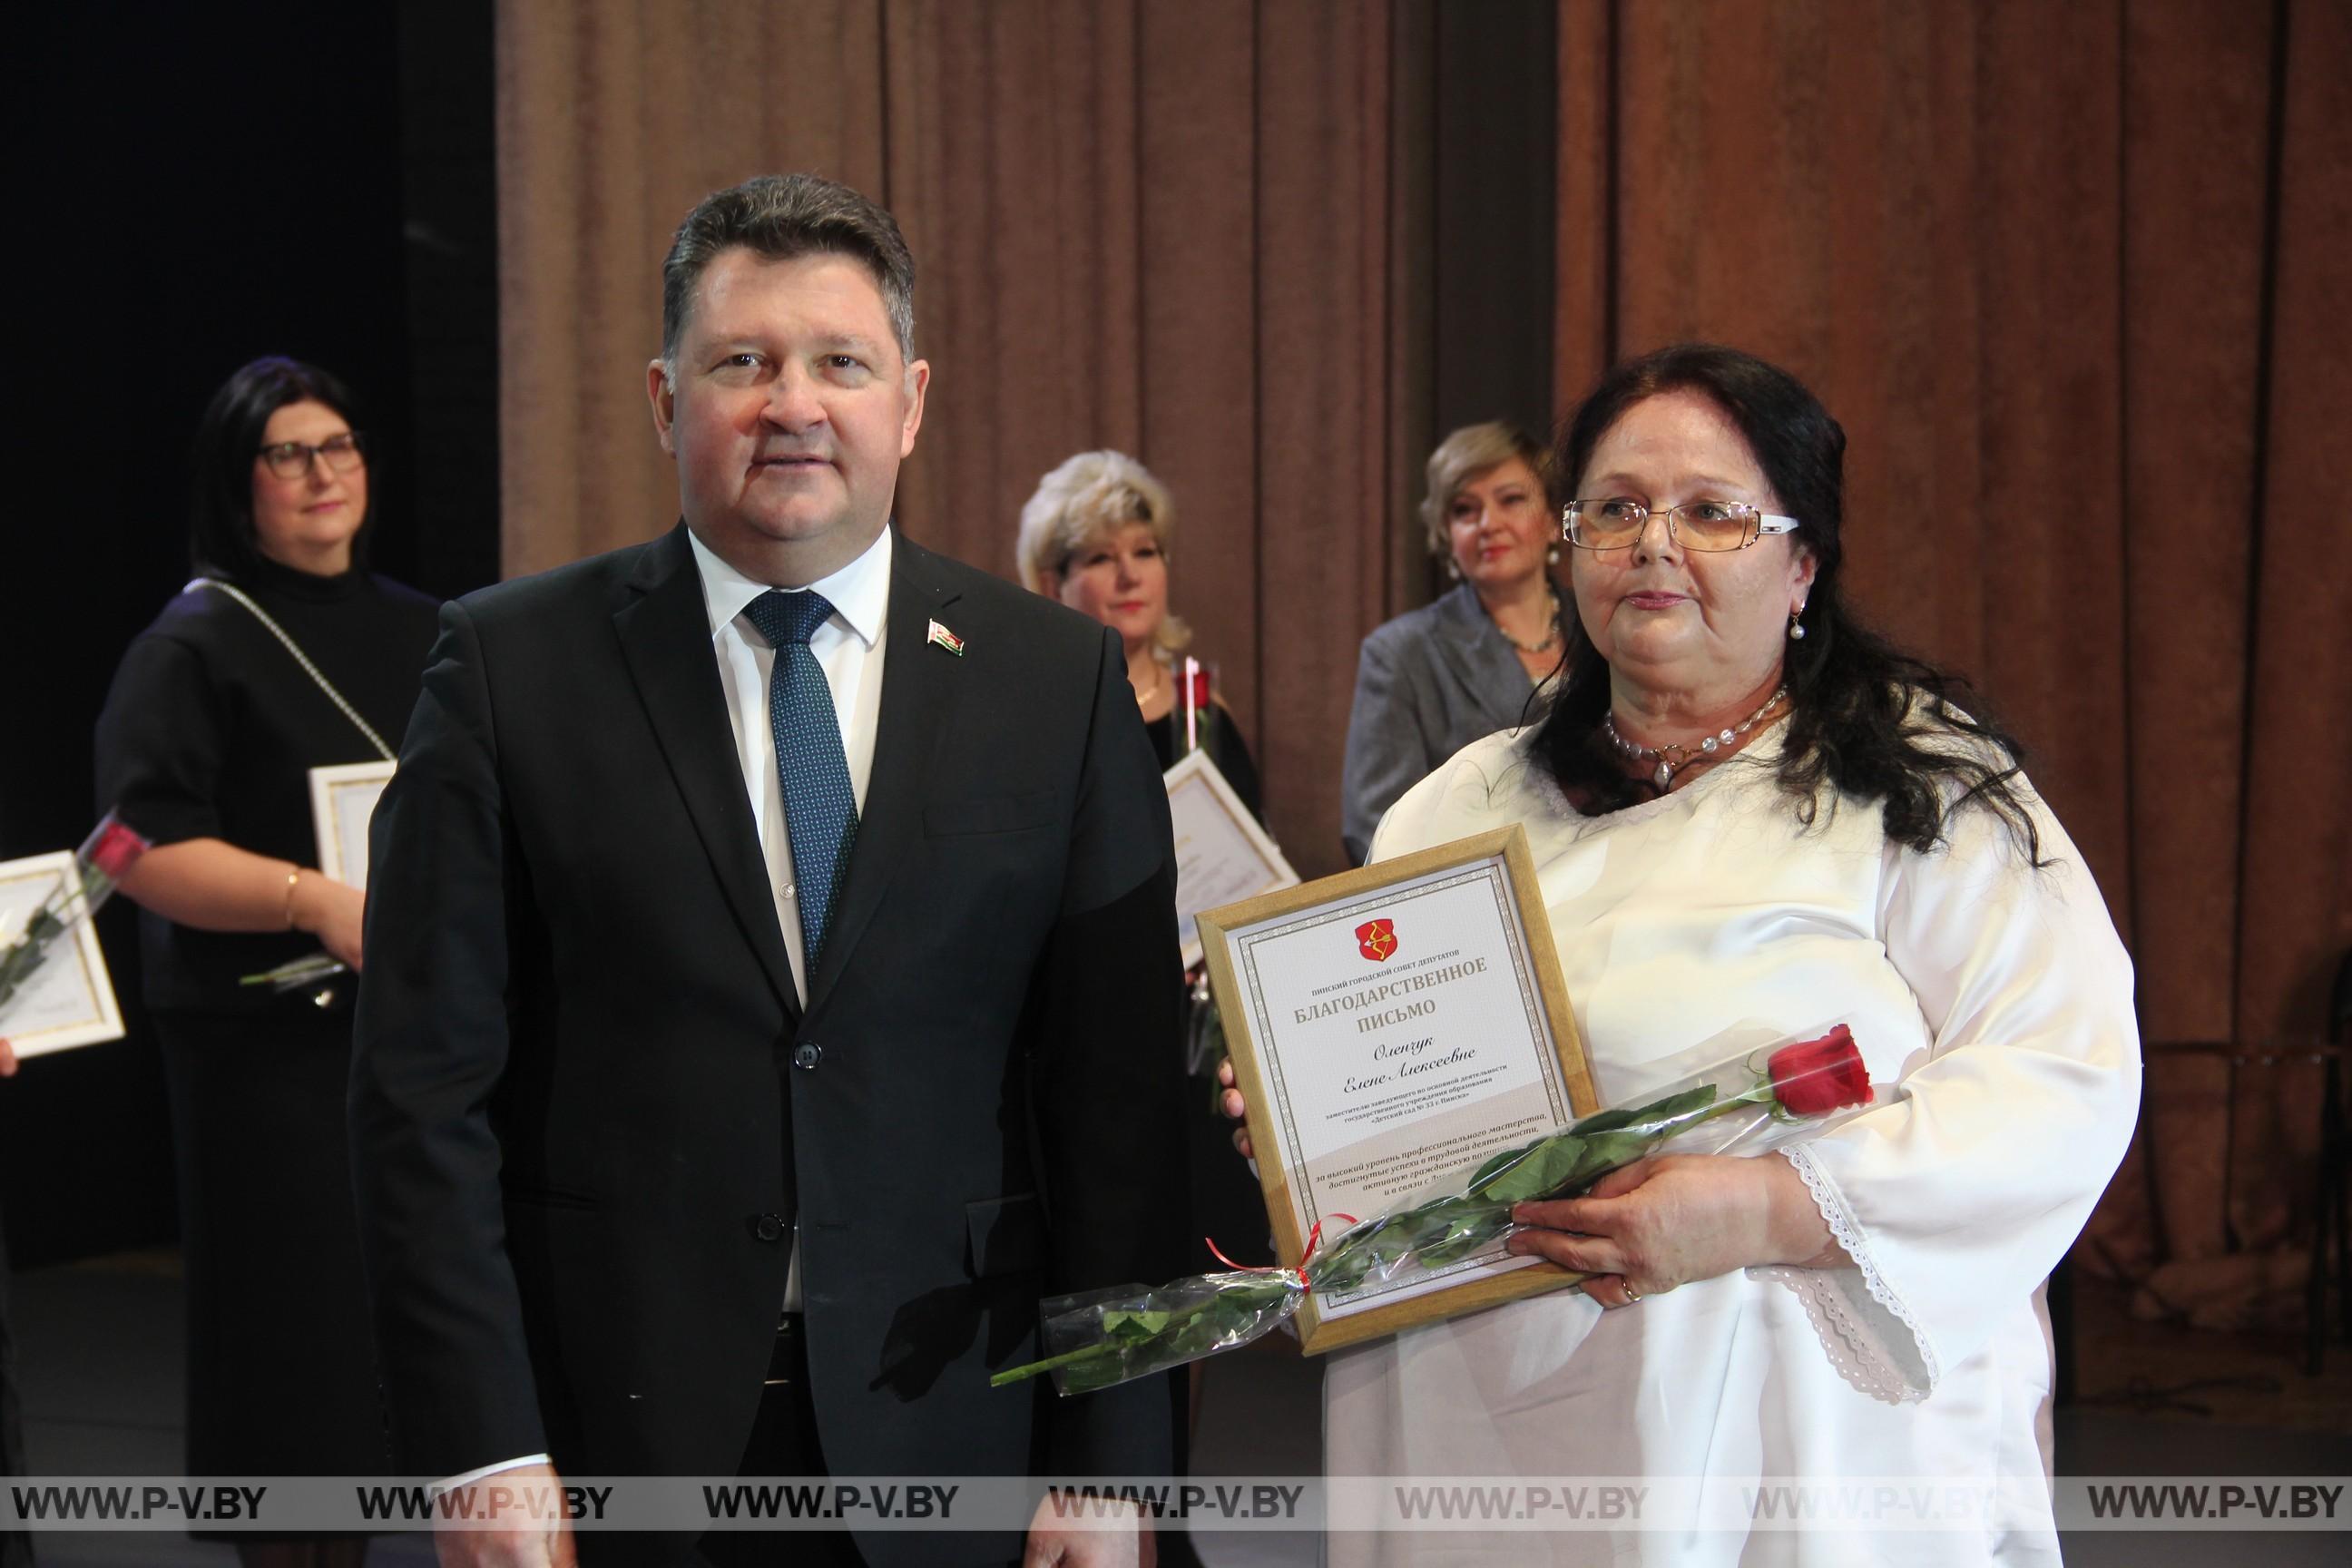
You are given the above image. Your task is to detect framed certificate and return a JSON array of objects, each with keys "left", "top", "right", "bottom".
[
  {"left": 309, "top": 760, "right": 397, "bottom": 890},
  {"left": 0, "top": 851, "right": 127, "bottom": 1056},
  {"left": 1164, "top": 749, "right": 1298, "bottom": 968},
  {"left": 1197, "top": 824, "right": 1597, "bottom": 1353}
]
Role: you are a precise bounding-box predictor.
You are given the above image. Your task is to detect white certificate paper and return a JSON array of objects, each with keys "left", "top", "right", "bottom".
[
  {"left": 1200, "top": 826, "right": 1595, "bottom": 1350},
  {"left": 1164, "top": 750, "right": 1298, "bottom": 967},
  {"left": 0, "top": 851, "right": 127, "bottom": 1055},
  {"left": 309, "top": 761, "right": 397, "bottom": 890}
]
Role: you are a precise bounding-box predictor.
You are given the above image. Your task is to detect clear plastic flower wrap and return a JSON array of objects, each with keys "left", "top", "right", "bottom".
[{"left": 992, "top": 1024, "right": 1877, "bottom": 1396}]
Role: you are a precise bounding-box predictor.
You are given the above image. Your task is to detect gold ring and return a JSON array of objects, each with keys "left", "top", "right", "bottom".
[{"left": 1623, "top": 1283, "right": 1642, "bottom": 1303}]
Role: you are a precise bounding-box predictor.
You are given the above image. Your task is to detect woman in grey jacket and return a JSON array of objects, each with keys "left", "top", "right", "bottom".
[{"left": 1339, "top": 422, "right": 1563, "bottom": 861}]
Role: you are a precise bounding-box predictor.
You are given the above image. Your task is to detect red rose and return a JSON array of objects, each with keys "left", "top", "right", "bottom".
[
  {"left": 84, "top": 818, "right": 152, "bottom": 880},
  {"left": 1767, "top": 1024, "right": 1873, "bottom": 1115},
  {"left": 1188, "top": 670, "right": 1213, "bottom": 710}
]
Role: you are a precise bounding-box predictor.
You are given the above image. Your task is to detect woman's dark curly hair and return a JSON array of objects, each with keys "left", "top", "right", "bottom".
[{"left": 1533, "top": 343, "right": 2043, "bottom": 862}]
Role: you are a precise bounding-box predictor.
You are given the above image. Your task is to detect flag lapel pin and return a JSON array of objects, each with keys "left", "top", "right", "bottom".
[{"left": 926, "top": 619, "right": 965, "bottom": 656}]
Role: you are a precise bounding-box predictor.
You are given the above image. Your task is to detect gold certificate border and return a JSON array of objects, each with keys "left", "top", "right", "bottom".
[
  {"left": 309, "top": 761, "right": 397, "bottom": 889},
  {"left": 1197, "top": 823, "right": 1596, "bottom": 1355},
  {"left": 0, "top": 855, "right": 126, "bottom": 1054}
]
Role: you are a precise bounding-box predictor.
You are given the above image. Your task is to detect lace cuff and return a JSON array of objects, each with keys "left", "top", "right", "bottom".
[{"left": 1751, "top": 1146, "right": 1940, "bottom": 1404}]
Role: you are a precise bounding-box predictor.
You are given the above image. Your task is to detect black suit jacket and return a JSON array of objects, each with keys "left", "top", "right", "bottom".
[{"left": 350, "top": 524, "right": 1190, "bottom": 1565}]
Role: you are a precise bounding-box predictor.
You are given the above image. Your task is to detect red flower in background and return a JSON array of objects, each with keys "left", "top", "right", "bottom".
[
  {"left": 86, "top": 818, "right": 151, "bottom": 880},
  {"left": 1187, "top": 669, "right": 1212, "bottom": 710},
  {"left": 1767, "top": 1024, "right": 1873, "bottom": 1114}
]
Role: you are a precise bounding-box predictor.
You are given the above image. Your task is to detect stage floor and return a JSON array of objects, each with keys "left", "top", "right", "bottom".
[{"left": 9, "top": 1253, "right": 2345, "bottom": 1566}]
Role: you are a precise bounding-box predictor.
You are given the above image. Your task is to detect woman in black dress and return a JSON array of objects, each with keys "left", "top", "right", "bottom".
[
  {"left": 94, "top": 359, "right": 439, "bottom": 1567},
  {"left": 1014, "top": 450, "right": 1271, "bottom": 1275}
]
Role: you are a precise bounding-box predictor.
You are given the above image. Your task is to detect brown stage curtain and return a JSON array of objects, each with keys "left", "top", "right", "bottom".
[
  {"left": 500, "top": 1, "right": 2349, "bottom": 1286},
  {"left": 496, "top": 0, "right": 1410, "bottom": 876},
  {"left": 1551, "top": 0, "right": 2352, "bottom": 1295}
]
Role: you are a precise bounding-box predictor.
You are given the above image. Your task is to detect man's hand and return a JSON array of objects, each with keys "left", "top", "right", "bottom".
[
  {"left": 1024, "top": 1493, "right": 1154, "bottom": 1568},
  {"left": 0, "top": 1036, "right": 18, "bottom": 1077},
  {"left": 433, "top": 1463, "right": 578, "bottom": 1568}
]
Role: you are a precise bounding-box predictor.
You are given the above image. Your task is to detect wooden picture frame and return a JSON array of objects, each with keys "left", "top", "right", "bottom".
[{"left": 1197, "top": 824, "right": 1597, "bottom": 1354}]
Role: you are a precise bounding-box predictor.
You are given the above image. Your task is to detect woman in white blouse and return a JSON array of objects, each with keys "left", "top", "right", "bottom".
[{"left": 1226, "top": 344, "right": 2139, "bottom": 1564}]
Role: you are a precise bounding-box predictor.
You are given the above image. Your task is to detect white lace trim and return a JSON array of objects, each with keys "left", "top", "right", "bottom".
[
  {"left": 1751, "top": 1264, "right": 1922, "bottom": 1406},
  {"left": 1775, "top": 1145, "right": 1941, "bottom": 1400}
]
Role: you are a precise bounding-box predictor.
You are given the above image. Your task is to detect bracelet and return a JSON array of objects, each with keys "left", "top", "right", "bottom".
[{"left": 284, "top": 867, "right": 304, "bottom": 931}]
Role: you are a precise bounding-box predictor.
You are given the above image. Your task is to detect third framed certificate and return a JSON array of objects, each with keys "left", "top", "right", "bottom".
[
  {"left": 1165, "top": 749, "right": 1297, "bottom": 968},
  {"left": 1197, "top": 824, "right": 1597, "bottom": 1353}
]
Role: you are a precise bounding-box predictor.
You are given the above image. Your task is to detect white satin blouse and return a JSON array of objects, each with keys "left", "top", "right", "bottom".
[{"left": 1326, "top": 718, "right": 2141, "bottom": 1566}]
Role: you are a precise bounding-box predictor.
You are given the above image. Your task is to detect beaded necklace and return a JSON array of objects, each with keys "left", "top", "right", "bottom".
[{"left": 1602, "top": 687, "right": 1788, "bottom": 791}]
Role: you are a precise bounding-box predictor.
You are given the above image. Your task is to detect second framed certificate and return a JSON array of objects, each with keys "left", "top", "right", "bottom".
[
  {"left": 309, "top": 760, "right": 397, "bottom": 890},
  {"left": 1197, "top": 824, "right": 1596, "bottom": 1354}
]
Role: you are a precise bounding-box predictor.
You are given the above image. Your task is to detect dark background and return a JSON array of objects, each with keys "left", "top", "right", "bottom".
[
  {"left": 0, "top": 1, "right": 497, "bottom": 1266},
  {"left": 0, "top": 1, "right": 1559, "bottom": 1269}
]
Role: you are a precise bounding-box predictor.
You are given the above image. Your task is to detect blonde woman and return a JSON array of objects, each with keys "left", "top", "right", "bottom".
[
  {"left": 1339, "top": 421, "right": 1563, "bottom": 862},
  {"left": 1016, "top": 449, "right": 1262, "bottom": 818},
  {"left": 1017, "top": 449, "right": 1272, "bottom": 1278}
]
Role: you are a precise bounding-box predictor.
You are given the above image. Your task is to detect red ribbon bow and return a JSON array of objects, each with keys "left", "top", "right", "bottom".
[{"left": 1205, "top": 1212, "right": 1358, "bottom": 1291}]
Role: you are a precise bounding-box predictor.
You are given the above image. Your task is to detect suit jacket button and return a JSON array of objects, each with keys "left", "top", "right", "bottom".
[
  {"left": 751, "top": 1213, "right": 786, "bottom": 1243},
  {"left": 792, "top": 1042, "right": 822, "bottom": 1070}
]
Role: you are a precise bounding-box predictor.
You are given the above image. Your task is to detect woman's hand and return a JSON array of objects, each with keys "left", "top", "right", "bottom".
[
  {"left": 1506, "top": 1153, "right": 1846, "bottom": 1308},
  {"left": 0, "top": 1036, "right": 17, "bottom": 1077},
  {"left": 290, "top": 871, "right": 367, "bottom": 972},
  {"left": 1214, "top": 1056, "right": 1253, "bottom": 1161}
]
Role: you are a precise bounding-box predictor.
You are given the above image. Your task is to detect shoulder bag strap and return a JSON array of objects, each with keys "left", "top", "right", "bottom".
[{"left": 183, "top": 577, "right": 396, "bottom": 762}]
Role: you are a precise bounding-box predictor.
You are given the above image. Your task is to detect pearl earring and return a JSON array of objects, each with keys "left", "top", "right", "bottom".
[
  {"left": 1546, "top": 544, "right": 1562, "bottom": 567},
  {"left": 1788, "top": 607, "right": 1807, "bottom": 641}
]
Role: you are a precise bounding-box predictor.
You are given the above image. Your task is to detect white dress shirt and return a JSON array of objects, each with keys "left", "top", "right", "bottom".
[
  {"left": 438, "top": 524, "right": 893, "bottom": 1494},
  {"left": 689, "top": 523, "right": 891, "bottom": 1000},
  {"left": 690, "top": 524, "right": 890, "bottom": 1318}
]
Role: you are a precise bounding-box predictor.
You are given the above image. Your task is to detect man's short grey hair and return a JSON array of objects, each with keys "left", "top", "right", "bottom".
[
  {"left": 1016, "top": 450, "right": 1191, "bottom": 652},
  {"left": 1418, "top": 421, "right": 1548, "bottom": 556},
  {"left": 661, "top": 173, "right": 916, "bottom": 375}
]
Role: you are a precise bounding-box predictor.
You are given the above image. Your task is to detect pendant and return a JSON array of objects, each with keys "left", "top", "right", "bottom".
[{"left": 1652, "top": 760, "right": 1672, "bottom": 790}]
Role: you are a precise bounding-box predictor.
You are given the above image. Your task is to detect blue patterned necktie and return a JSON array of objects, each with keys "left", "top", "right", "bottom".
[{"left": 743, "top": 589, "right": 859, "bottom": 974}]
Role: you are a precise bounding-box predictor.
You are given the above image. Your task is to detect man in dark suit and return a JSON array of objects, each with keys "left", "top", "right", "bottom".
[{"left": 351, "top": 174, "right": 1189, "bottom": 1568}]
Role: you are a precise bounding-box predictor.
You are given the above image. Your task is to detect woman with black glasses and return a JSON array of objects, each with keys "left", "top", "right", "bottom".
[{"left": 94, "top": 358, "right": 437, "bottom": 1567}]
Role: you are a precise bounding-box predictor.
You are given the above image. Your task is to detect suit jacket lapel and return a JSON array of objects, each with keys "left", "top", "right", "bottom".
[
  {"left": 1432, "top": 583, "right": 1529, "bottom": 729},
  {"left": 805, "top": 531, "right": 961, "bottom": 1013},
  {"left": 612, "top": 524, "right": 801, "bottom": 1019}
]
